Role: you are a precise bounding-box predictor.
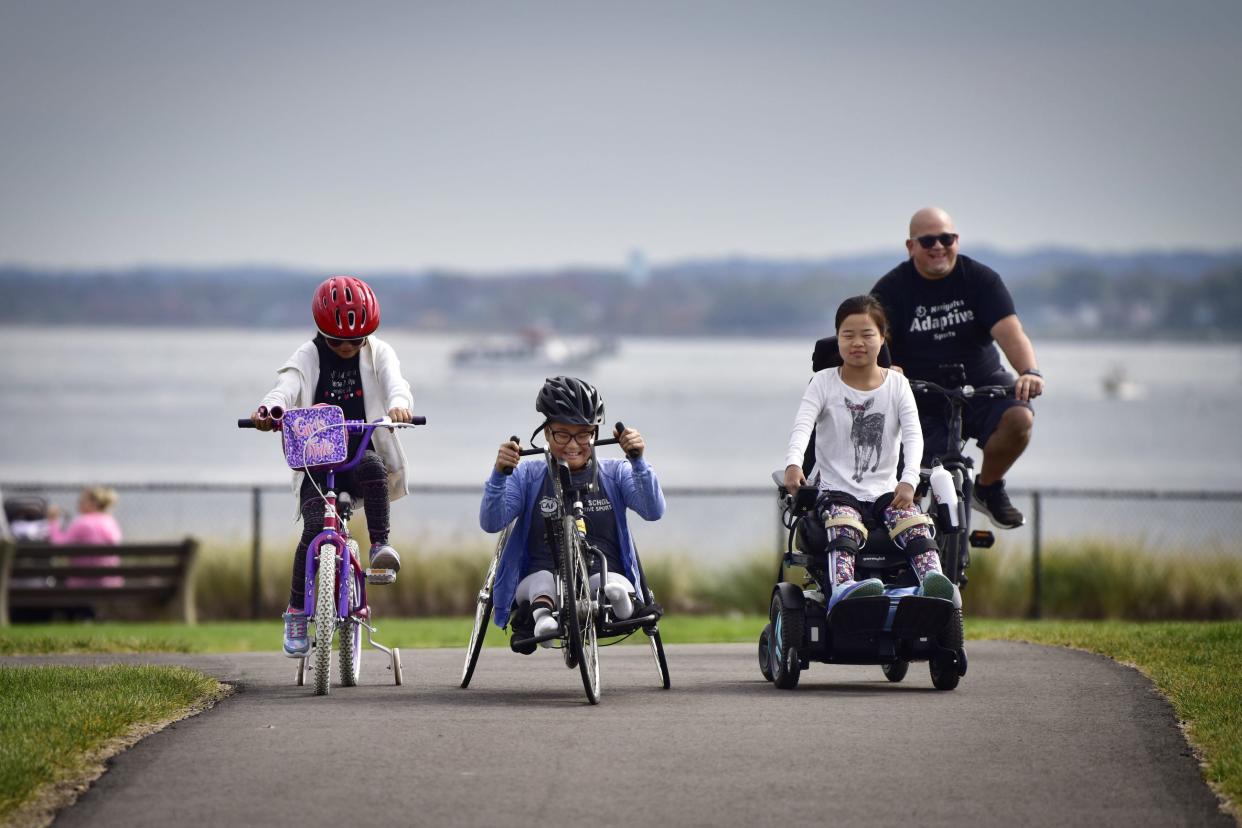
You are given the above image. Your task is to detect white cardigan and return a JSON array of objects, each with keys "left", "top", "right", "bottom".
[{"left": 260, "top": 336, "right": 413, "bottom": 515}]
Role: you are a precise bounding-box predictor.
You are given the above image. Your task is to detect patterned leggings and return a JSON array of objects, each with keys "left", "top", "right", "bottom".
[
  {"left": 289, "top": 451, "right": 390, "bottom": 610},
  {"left": 823, "top": 501, "right": 940, "bottom": 588}
]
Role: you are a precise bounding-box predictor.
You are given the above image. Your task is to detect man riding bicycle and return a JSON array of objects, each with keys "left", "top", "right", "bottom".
[{"left": 871, "top": 207, "right": 1045, "bottom": 529}]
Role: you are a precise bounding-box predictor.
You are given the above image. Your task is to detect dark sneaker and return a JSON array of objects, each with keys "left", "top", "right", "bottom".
[
  {"left": 368, "top": 543, "right": 401, "bottom": 572},
  {"left": 972, "top": 480, "right": 1025, "bottom": 529},
  {"left": 918, "top": 571, "right": 955, "bottom": 601}
]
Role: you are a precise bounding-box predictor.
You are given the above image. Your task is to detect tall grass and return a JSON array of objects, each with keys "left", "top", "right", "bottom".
[{"left": 187, "top": 537, "right": 1242, "bottom": 620}]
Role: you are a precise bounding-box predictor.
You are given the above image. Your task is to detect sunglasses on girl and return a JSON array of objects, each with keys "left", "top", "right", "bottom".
[
  {"left": 913, "top": 233, "right": 959, "bottom": 249},
  {"left": 325, "top": 335, "right": 367, "bottom": 347}
]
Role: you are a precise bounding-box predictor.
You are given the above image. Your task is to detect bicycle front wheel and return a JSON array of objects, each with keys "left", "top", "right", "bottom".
[
  {"left": 561, "top": 527, "right": 599, "bottom": 704},
  {"left": 313, "top": 543, "right": 337, "bottom": 696}
]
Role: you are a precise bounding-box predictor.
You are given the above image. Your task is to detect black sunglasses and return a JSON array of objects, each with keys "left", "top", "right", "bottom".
[
  {"left": 914, "top": 233, "right": 959, "bottom": 249},
  {"left": 325, "top": 335, "right": 367, "bottom": 347}
]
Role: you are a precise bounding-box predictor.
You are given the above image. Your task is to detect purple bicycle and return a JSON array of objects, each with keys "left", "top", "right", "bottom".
[{"left": 239, "top": 404, "right": 427, "bottom": 695}]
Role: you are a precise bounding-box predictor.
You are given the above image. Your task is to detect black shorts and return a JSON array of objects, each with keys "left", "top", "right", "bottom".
[{"left": 916, "top": 370, "right": 1033, "bottom": 465}]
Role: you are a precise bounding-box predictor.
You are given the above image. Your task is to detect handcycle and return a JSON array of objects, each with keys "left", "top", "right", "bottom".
[
  {"left": 238, "top": 403, "right": 426, "bottom": 696},
  {"left": 758, "top": 357, "right": 1008, "bottom": 692},
  {"left": 460, "top": 421, "right": 670, "bottom": 705}
]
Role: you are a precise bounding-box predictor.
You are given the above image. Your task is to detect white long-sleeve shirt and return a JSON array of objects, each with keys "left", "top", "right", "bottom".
[
  {"left": 261, "top": 335, "right": 413, "bottom": 514},
  {"left": 784, "top": 368, "right": 923, "bottom": 502}
]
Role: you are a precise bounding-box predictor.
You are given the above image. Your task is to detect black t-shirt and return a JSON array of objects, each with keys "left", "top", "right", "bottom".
[
  {"left": 313, "top": 335, "right": 367, "bottom": 454},
  {"left": 870, "top": 254, "right": 1016, "bottom": 384},
  {"left": 525, "top": 463, "right": 623, "bottom": 577}
]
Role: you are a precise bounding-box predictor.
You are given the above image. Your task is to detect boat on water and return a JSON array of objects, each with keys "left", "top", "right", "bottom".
[{"left": 450, "top": 327, "right": 618, "bottom": 372}]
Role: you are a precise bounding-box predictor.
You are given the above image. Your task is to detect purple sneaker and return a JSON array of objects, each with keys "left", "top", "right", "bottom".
[{"left": 282, "top": 609, "right": 310, "bottom": 658}]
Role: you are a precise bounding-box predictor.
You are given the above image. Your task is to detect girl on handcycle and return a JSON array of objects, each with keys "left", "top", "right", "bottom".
[
  {"left": 480, "top": 376, "right": 664, "bottom": 650},
  {"left": 783, "top": 295, "right": 954, "bottom": 609},
  {"left": 250, "top": 275, "right": 415, "bottom": 657}
]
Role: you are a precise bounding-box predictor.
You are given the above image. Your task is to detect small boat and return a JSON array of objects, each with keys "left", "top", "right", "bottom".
[{"left": 451, "top": 327, "right": 618, "bottom": 372}]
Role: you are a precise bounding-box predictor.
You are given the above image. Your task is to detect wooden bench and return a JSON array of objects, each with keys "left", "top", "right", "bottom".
[{"left": 0, "top": 538, "right": 198, "bottom": 626}]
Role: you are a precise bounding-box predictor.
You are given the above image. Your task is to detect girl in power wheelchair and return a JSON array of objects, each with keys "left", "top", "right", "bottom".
[{"left": 768, "top": 294, "right": 963, "bottom": 690}]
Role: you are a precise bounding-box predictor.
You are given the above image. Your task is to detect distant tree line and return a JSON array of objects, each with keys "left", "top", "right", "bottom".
[{"left": 2, "top": 253, "right": 1239, "bottom": 339}]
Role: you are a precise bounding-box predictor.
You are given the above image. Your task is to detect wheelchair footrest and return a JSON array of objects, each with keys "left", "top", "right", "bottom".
[
  {"left": 827, "top": 596, "right": 892, "bottom": 635},
  {"left": 890, "top": 596, "right": 954, "bottom": 638},
  {"left": 366, "top": 568, "right": 397, "bottom": 585}
]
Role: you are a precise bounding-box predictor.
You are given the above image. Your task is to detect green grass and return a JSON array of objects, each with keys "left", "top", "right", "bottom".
[
  {"left": 0, "top": 665, "right": 224, "bottom": 822},
  {"left": 0, "top": 615, "right": 772, "bottom": 655},
  {"left": 970, "top": 619, "right": 1242, "bottom": 817}
]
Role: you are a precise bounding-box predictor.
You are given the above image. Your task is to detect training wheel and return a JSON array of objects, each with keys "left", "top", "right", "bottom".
[
  {"left": 391, "top": 648, "right": 403, "bottom": 685},
  {"left": 296, "top": 657, "right": 307, "bottom": 686}
]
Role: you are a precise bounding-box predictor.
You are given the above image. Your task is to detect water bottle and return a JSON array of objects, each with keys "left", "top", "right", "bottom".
[{"left": 929, "top": 465, "right": 959, "bottom": 529}]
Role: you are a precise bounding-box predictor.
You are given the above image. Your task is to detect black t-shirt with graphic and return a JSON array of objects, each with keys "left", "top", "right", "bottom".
[
  {"left": 871, "top": 254, "right": 1016, "bottom": 385},
  {"left": 313, "top": 335, "right": 367, "bottom": 454},
  {"left": 525, "top": 463, "right": 623, "bottom": 577}
]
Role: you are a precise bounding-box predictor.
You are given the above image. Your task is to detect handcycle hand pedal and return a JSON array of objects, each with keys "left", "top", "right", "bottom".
[{"left": 366, "top": 568, "right": 397, "bottom": 585}]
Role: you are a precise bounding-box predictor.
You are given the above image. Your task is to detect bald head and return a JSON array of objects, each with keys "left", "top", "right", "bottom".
[
  {"left": 905, "top": 206, "right": 959, "bottom": 279},
  {"left": 909, "top": 207, "right": 956, "bottom": 238}
]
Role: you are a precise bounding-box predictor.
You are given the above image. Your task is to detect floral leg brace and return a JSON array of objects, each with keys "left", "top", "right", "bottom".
[{"left": 884, "top": 503, "right": 941, "bottom": 581}]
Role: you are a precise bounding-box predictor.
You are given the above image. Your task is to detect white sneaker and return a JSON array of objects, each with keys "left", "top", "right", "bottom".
[{"left": 533, "top": 606, "right": 558, "bottom": 647}]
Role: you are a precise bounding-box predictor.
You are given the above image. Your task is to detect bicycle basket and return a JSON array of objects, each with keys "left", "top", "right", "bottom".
[{"left": 280, "top": 405, "right": 349, "bottom": 470}]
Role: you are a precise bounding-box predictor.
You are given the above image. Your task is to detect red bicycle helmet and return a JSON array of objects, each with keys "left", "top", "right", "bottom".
[{"left": 312, "top": 276, "right": 380, "bottom": 338}]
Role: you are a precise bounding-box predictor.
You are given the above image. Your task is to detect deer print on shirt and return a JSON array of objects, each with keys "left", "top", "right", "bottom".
[{"left": 844, "top": 397, "right": 884, "bottom": 483}]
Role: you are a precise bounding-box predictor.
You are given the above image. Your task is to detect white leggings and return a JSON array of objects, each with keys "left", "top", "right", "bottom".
[{"left": 514, "top": 569, "right": 636, "bottom": 619}]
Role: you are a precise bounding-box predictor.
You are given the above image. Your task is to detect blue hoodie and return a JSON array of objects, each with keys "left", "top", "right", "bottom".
[{"left": 479, "top": 455, "right": 665, "bottom": 628}]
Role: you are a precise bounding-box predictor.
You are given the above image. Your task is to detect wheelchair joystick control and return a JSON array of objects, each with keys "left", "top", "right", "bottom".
[{"left": 930, "top": 465, "right": 959, "bottom": 529}]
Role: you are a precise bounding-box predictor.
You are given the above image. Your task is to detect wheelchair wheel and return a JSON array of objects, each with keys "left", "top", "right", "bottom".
[
  {"left": 769, "top": 592, "right": 803, "bottom": 690},
  {"left": 881, "top": 659, "right": 909, "bottom": 683},
  {"left": 313, "top": 544, "right": 337, "bottom": 696},
  {"left": 758, "top": 623, "right": 774, "bottom": 682},
  {"left": 339, "top": 568, "right": 363, "bottom": 687},
  {"left": 930, "top": 608, "right": 964, "bottom": 691},
  {"left": 461, "top": 532, "right": 504, "bottom": 689},
  {"left": 562, "top": 530, "right": 600, "bottom": 704},
  {"left": 647, "top": 627, "right": 671, "bottom": 689}
]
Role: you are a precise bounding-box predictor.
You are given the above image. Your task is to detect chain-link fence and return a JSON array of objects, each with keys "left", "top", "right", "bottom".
[{"left": 4, "top": 481, "right": 1240, "bottom": 620}]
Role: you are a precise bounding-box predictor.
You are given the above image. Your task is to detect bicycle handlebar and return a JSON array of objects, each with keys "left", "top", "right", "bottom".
[
  {"left": 236, "top": 411, "right": 427, "bottom": 430},
  {"left": 909, "top": 380, "right": 1013, "bottom": 401},
  {"left": 501, "top": 420, "right": 640, "bottom": 474}
]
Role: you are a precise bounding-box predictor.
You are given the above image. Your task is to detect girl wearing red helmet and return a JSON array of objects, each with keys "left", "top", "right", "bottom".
[{"left": 250, "top": 276, "right": 415, "bottom": 658}]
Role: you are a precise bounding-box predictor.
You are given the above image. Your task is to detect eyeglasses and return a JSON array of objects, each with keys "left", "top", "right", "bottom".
[
  {"left": 913, "top": 233, "right": 959, "bottom": 249},
  {"left": 547, "top": 429, "right": 595, "bottom": 447},
  {"left": 325, "top": 335, "right": 367, "bottom": 347}
]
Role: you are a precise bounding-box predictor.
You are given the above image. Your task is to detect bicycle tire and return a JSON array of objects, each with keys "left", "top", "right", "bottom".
[
  {"left": 461, "top": 531, "right": 504, "bottom": 688},
  {"left": 561, "top": 523, "right": 599, "bottom": 704},
  {"left": 339, "top": 566, "right": 362, "bottom": 687},
  {"left": 313, "top": 543, "right": 336, "bottom": 696},
  {"left": 647, "top": 627, "right": 670, "bottom": 689}
]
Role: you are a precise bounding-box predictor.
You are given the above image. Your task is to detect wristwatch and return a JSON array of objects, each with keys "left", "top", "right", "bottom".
[{"left": 1021, "top": 369, "right": 1043, "bottom": 379}]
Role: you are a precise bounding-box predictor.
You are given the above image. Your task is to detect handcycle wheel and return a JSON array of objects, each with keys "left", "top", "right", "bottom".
[
  {"left": 461, "top": 529, "right": 505, "bottom": 689},
  {"left": 882, "top": 659, "right": 909, "bottom": 683},
  {"left": 930, "top": 608, "right": 964, "bottom": 691},
  {"left": 769, "top": 591, "right": 803, "bottom": 690},
  {"left": 313, "top": 543, "right": 337, "bottom": 696},
  {"left": 339, "top": 567, "right": 363, "bottom": 687},
  {"left": 647, "top": 627, "right": 670, "bottom": 689},
  {"left": 561, "top": 529, "right": 600, "bottom": 704}
]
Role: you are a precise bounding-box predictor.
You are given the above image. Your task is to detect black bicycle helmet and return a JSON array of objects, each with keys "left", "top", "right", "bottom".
[{"left": 535, "top": 376, "right": 605, "bottom": 426}]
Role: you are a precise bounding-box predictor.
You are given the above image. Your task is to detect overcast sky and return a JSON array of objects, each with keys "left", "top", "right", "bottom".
[{"left": 2, "top": 0, "right": 1240, "bottom": 272}]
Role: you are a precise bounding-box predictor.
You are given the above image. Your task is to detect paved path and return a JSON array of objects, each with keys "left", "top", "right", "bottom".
[{"left": 6, "top": 642, "right": 1230, "bottom": 827}]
